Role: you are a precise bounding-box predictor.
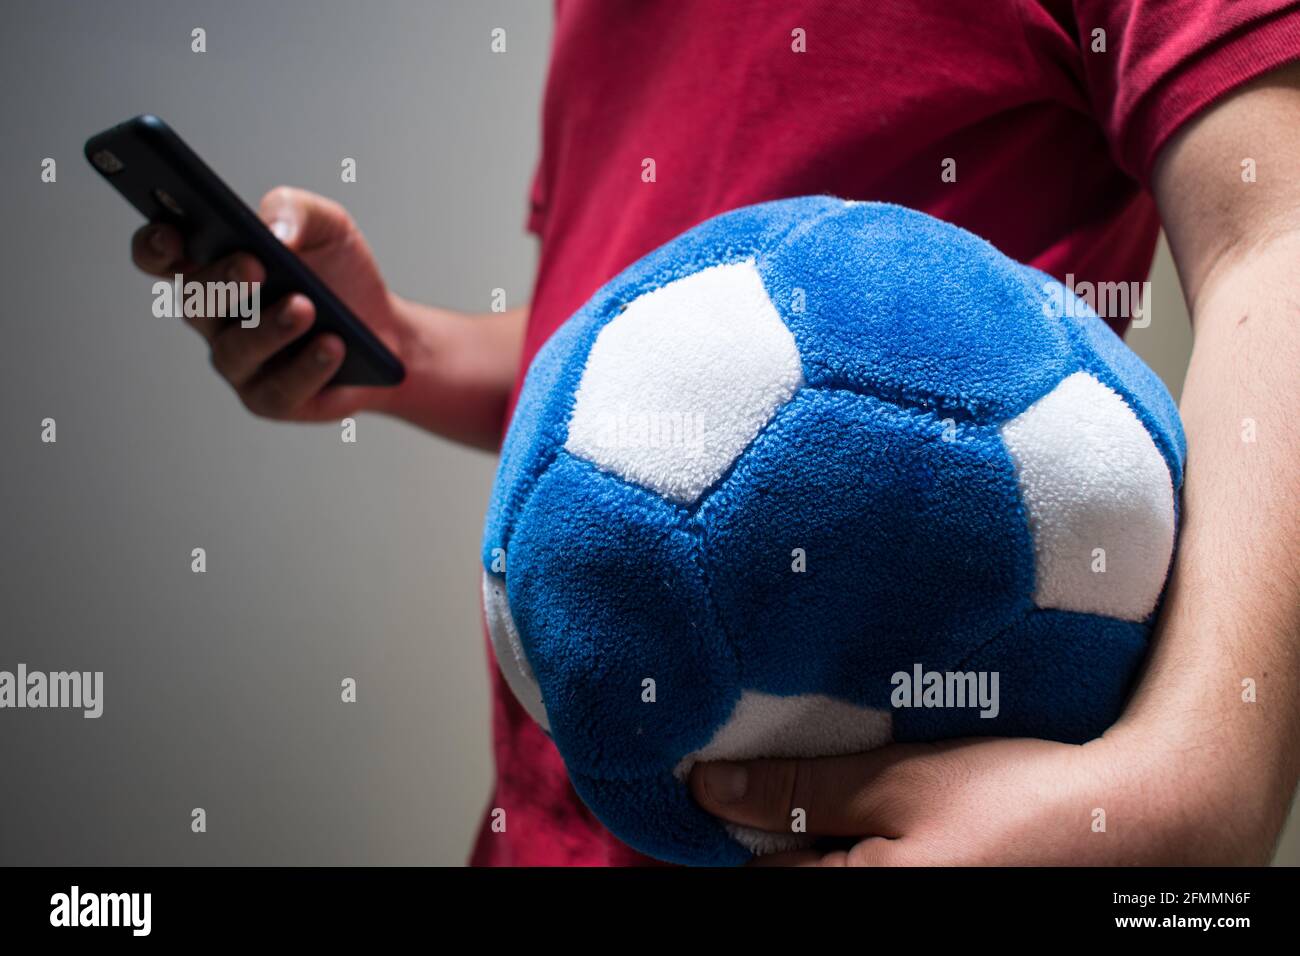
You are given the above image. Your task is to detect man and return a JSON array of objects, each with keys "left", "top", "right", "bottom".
[{"left": 130, "top": 0, "right": 1300, "bottom": 865}]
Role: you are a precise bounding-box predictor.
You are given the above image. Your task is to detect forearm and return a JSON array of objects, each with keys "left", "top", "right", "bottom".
[
  {"left": 373, "top": 295, "right": 527, "bottom": 451},
  {"left": 1117, "top": 232, "right": 1300, "bottom": 851}
]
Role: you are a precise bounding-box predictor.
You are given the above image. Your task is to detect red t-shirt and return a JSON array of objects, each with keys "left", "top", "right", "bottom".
[{"left": 470, "top": 0, "right": 1300, "bottom": 866}]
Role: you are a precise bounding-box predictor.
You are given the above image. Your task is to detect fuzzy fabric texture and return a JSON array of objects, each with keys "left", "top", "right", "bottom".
[
  {"left": 565, "top": 260, "right": 804, "bottom": 504},
  {"left": 480, "top": 198, "right": 1185, "bottom": 866}
]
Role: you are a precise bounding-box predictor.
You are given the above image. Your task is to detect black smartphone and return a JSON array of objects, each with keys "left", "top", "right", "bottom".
[{"left": 84, "top": 114, "right": 404, "bottom": 387}]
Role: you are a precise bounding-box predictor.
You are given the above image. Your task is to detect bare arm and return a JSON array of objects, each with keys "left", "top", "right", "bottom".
[
  {"left": 1132, "top": 63, "right": 1300, "bottom": 845},
  {"left": 374, "top": 297, "right": 526, "bottom": 450}
]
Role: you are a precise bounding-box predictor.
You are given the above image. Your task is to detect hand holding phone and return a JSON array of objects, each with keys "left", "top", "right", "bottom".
[
  {"left": 131, "top": 187, "right": 411, "bottom": 420},
  {"left": 87, "top": 115, "right": 406, "bottom": 419}
]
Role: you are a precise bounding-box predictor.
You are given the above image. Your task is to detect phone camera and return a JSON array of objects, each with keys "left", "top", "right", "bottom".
[
  {"left": 91, "top": 150, "right": 124, "bottom": 174},
  {"left": 153, "top": 188, "right": 185, "bottom": 218}
]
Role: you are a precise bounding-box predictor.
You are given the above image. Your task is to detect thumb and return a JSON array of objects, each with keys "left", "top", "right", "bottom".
[
  {"left": 258, "top": 185, "right": 352, "bottom": 251},
  {"left": 690, "top": 745, "right": 914, "bottom": 837}
]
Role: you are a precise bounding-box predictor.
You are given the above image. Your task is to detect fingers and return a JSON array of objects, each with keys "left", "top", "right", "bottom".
[
  {"left": 239, "top": 332, "right": 346, "bottom": 419},
  {"left": 202, "top": 285, "right": 347, "bottom": 418},
  {"left": 210, "top": 292, "right": 314, "bottom": 387},
  {"left": 130, "top": 187, "right": 354, "bottom": 421},
  {"left": 844, "top": 837, "right": 909, "bottom": 867},
  {"left": 258, "top": 185, "right": 352, "bottom": 252},
  {"left": 690, "top": 742, "right": 957, "bottom": 837},
  {"left": 167, "top": 252, "right": 265, "bottom": 343},
  {"left": 131, "top": 222, "right": 187, "bottom": 276}
]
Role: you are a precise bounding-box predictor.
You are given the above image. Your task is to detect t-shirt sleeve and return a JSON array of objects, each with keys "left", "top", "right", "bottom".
[{"left": 1072, "top": 0, "right": 1300, "bottom": 185}]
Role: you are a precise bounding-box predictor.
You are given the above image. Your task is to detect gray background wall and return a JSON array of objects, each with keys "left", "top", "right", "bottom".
[
  {"left": 0, "top": 0, "right": 1294, "bottom": 865},
  {"left": 1, "top": 0, "right": 546, "bottom": 865}
]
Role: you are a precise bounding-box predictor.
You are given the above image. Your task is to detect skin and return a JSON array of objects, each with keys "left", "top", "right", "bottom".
[{"left": 131, "top": 65, "right": 1300, "bottom": 866}]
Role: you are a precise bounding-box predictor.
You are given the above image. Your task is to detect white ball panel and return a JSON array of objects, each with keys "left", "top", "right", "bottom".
[
  {"left": 1000, "top": 371, "right": 1175, "bottom": 621},
  {"left": 674, "top": 690, "right": 892, "bottom": 854},
  {"left": 565, "top": 261, "right": 803, "bottom": 504},
  {"left": 481, "top": 572, "right": 550, "bottom": 731}
]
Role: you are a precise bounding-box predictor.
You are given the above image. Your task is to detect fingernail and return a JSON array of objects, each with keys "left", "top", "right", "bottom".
[
  {"left": 270, "top": 218, "right": 296, "bottom": 243},
  {"left": 276, "top": 306, "right": 295, "bottom": 330},
  {"left": 314, "top": 343, "right": 335, "bottom": 365},
  {"left": 702, "top": 763, "right": 748, "bottom": 804},
  {"left": 148, "top": 227, "right": 169, "bottom": 255}
]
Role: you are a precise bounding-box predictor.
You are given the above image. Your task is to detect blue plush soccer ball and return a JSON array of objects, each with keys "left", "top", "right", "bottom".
[{"left": 481, "top": 197, "right": 1184, "bottom": 866}]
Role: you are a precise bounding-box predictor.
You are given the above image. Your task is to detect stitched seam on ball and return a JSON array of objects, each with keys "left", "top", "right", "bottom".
[
  {"left": 807, "top": 374, "right": 991, "bottom": 422},
  {"left": 771, "top": 199, "right": 1059, "bottom": 422},
  {"left": 685, "top": 510, "right": 745, "bottom": 710},
  {"left": 947, "top": 601, "right": 1039, "bottom": 676},
  {"left": 551, "top": 385, "right": 997, "bottom": 521},
  {"left": 1002, "top": 317, "right": 1091, "bottom": 606}
]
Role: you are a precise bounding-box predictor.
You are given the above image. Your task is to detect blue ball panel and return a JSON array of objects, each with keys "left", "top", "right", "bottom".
[
  {"left": 891, "top": 609, "right": 1148, "bottom": 744},
  {"left": 697, "top": 387, "right": 1037, "bottom": 707},
  {"left": 759, "top": 203, "right": 1073, "bottom": 423},
  {"left": 507, "top": 452, "right": 741, "bottom": 780}
]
